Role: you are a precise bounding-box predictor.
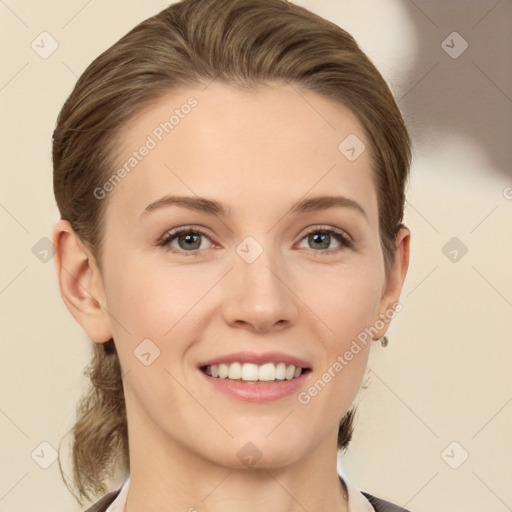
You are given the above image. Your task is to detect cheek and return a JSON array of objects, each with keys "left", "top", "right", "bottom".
[
  {"left": 307, "top": 264, "right": 381, "bottom": 404},
  {"left": 306, "top": 264, "right": 383, "bottom": 341},
  {"left": 104, "top": 256, "right": 217, "bottom": 377},
  {"left": 104, "top": 252, "right": 194, "bottom": 334}
]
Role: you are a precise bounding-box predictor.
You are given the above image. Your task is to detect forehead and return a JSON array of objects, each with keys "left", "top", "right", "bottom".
[{"left": 105, "top": 81, "right": 378, "bottom": 227}]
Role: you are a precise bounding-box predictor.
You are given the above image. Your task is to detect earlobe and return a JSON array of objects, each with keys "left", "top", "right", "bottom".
[
  {"left": 374, "top": 226, "right": 411, "bottom": 338},
  {"left": 52, "top": 219, "right": 113, "bottom": 343}
]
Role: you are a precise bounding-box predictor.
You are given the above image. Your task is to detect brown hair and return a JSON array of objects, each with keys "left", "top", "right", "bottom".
[{"left": 53, "top": 0, "right": 411, "bottom": 505}]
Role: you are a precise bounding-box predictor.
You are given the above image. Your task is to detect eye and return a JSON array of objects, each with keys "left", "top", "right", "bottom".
[
  {"left": 157, "top": 225, "right": 353, "bottom": 257},
  {"left": 297, "top": 226, "right": 353, "bottom": 255},
  {"left": 158, "top": 227, "right": 213, "bottom": 256}
]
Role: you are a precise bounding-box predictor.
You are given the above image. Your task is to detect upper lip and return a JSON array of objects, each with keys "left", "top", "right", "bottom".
[{"left": 198, "top": 351, "right": 312, "bottom": 369}]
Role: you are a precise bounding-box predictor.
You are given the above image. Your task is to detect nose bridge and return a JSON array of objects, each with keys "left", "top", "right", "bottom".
[{"left": 223, "top": 234, "right": 297, "bottom": 330}]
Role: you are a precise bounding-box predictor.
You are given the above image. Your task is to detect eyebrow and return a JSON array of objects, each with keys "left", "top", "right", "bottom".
[{"left": 140, "top": 194, "right": 368, "bottom": 222}]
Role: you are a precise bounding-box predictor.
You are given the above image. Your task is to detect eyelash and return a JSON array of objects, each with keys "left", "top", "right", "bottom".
[{"left": 157, "top": 226, "right": 354, "bottom": 257}]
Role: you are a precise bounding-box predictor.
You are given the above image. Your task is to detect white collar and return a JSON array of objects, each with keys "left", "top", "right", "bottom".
[{"left": 105, "top": 476, "right": 130, "bottom": 512}]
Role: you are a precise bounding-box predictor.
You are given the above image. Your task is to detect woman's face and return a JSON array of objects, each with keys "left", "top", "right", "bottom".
[{"left": 88, "top": 82, "right": 408, "bottom": 469}]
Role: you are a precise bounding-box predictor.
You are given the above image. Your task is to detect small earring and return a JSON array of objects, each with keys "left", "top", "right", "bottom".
[
  {"left": 380, "top": 335, "right": 389, "bottom": 348},
  {"left": 361, "top": 367, "right": 373, "bottom": 389}
]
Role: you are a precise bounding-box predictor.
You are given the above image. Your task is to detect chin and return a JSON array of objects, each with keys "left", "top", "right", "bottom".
[{"left": 202, "top": 435, "right": 308, "bottom": 470}]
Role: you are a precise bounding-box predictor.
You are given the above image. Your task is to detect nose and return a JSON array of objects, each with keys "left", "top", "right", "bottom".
[{"left": 221, "top": 244, "right": 299, "bottom": 333}]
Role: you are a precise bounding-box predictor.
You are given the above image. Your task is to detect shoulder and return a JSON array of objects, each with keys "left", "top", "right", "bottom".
[
  {"left": 361, "top": 491, "right": 413, "bottom": 512},
  {"left": 83, "top": 488, "right": 122, "bottom": 512}
]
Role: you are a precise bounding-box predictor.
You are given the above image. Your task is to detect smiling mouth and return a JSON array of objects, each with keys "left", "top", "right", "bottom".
[{"left": 200, "top": 362, "right": 312, "bottom": 382}]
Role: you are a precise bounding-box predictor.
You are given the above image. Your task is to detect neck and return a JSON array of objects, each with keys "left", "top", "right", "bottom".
[{"left": 123, "top": 401, "right": 349, "bottom": 512}]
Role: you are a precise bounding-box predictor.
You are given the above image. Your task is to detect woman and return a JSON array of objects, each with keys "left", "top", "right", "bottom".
[{"left": 52, "top": 0, "right": 412, "bottom": 510}]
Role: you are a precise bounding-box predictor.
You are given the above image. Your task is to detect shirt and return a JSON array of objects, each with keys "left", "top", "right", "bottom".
[{"left": 105, "top": 475, "right": 377, "bottom": 512}]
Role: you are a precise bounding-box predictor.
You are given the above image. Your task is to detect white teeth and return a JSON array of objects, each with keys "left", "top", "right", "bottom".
[
  {"left": 259, "top": 362, "right": 275, "bottom": 381},
  {"left": 203, "top": 362, "right": 306, "bottom": 381},
  {"left": 275, "top": 362, "right": 286, "bottom": 380},
  {"left": 228, "top": 362, "right": 242, "bottom": 380},
  {"left": 241, "top": 363, "right": 259, "bottom": 381},
  {"left": 218, "top": 363, "right": 229, "bottom": 379}
]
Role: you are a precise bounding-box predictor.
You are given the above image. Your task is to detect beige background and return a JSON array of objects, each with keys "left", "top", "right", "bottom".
[{"left": 1, "top": 1, "right": 511, "bottom": 511}]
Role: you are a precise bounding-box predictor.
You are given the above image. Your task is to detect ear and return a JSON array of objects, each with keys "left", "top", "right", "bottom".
[
  {"left": 372, "top": 226, "right": 411, "bottom": 339},
  {"left": 52, "top": 219, "right": 113, "bottom": 343}
]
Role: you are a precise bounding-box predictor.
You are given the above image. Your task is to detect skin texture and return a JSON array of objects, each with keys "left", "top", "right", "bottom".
[{"left": 53, "top": 81, "right": 410, "bottom": 512}]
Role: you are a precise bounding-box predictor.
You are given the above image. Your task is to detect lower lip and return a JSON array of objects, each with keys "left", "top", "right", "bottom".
[{"left": 198, "top": 369, "right": 311, "bottom": 402}]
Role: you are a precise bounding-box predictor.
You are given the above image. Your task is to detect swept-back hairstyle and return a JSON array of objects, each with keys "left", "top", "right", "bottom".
[{"left": 53, "top": 0, "right": 411, "bottom": 505}]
